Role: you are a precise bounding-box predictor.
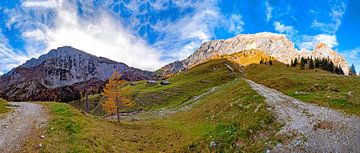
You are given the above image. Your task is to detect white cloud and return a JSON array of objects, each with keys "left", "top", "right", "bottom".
[
  {"left": 311, "top": 2, "right": 346, "bottom": 34},
  {"left": 298, "top": 34, "right": 338, "bottom": 49},
  {"left": 22, "top": 29, "right": 46, "bottom": 41},
  {"left": 2, "top": 0, "right": 242, "bottom": 73},
  {"left": 265, "top": 1, "right": 272, "bottom": 21},
  {"left": 5, "top": 0, "right": 169, "bottom": 71},
  {"left": 0, "top": 30, "right": 34, "bottom": 74},
  {"left": 43, "top": 9, "right": 167, "bottom": 70},
  {"left": 152, "top": 1, "right": 224, "bottom": 60},
  {"left": 229, "top": 14, "right": 244, "bottom": 34},
  {"left": 273, "top": 21, "right": 295, "bottom": 34},
  {"left": 22, "top": 0, "right": 62, "bottom": 8},
  {"left": 341, "top": 47, "right": 360, "bottom": 74}
]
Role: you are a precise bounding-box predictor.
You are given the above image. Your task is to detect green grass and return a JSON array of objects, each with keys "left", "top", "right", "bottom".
[
  {"left": 68, "top": 94, "right": 106, "bottom": 116},
  {"left": 21, "top": 59, "right": 284, "bottom": 152},
  {"left": 0, "top": 98, "right": 10, "bottom": 114},
  {"left": 127, "top": 59, "right": 242, "bottom": 110},
  {"left": 69, "top": 59, "right": 242, "bottom": 116},
  {"left": 151, "top": 78, "right": 284, "bottom": 152},
  {"left": 245, "top": 61, "right": 360, "bottom": 116},
  {"left": 22, "top": 102, "right": 191, "bottom": 153}
]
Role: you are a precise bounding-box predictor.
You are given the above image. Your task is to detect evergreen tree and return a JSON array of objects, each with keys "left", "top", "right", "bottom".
[
  {"left": 269, "top": 60, "right": 273, "bottom": 65},
  {"left": 350, "top": 64, "right": 356, "bottom": 75},
  {"left": 339, "top": 67, "right": 344, "bottom": 75},
  {"left": 300, "top": 57, "right": 306, "bottom": 70},
  {"left": 314, "top": 58, "right": 320, "bottom": 68},
  {"left": 308, "top": 58, "right": 314, "bottom": 69},
  {"left": 292, "top": 58, "right": 298, "bottom": 67}
]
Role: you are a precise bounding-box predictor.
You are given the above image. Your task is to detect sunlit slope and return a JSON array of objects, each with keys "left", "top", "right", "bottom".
[
  {"left": 128, "top": 59, "right": 243, "bottom": 109},
  {"left": 21, "top": 78, "right": 283, "bottom": 152},
  {"left": 245, "top": 61, "right": 360, "bottom": 116},
  {"left": 210, "top": 49, "right": 274, "bottom": 66}
]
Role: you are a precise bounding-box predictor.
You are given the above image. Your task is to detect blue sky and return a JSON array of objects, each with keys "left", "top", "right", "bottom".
[{"left": 0, "top": 0, "right": 359, "bottom": 74}]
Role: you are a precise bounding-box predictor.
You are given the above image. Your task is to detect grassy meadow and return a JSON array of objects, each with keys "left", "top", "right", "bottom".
[
  {"left": 20, "top": 59, "right": 286, "bottom": 152},
  {"left": 245, "top": 61, "right": 360, "bottom": 116},
  {"left": 0, "top": 98, "right": 10, "bottom": 115}
]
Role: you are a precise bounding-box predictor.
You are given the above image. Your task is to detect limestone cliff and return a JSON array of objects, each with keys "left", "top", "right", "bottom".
[{"left": 157, "top": 32, "right": 349, "bottom": 76}]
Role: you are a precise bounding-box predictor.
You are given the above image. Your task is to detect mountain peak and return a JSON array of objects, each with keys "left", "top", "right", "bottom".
[
  {"left": 157, "top": 32, "right": 350, "bottom": 76},
  {"left": 0, "top": 46, "right": 154, "bottom": 101}
]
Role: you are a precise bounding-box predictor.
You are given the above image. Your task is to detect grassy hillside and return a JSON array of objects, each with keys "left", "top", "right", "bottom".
[
  {"left": 69, "top": 59, "right": 243, "bottom": 115},
  {"left": 245, "top": 61, "right": 360, "bottom": 116},
  {"left": 68, "top": 94, "right": 106, "bottom": 116},
  {"left": 21, "top": 80, "right": 284, "bottom": 152},
  {"left": 21, "top": 59, "right": 285, "bottom": 152},
  {"left": 127, "top": 59, "right": 242, "bottom": 110},
  {"left": 0, "top": 98, "right": 10, "bottom": 114}
]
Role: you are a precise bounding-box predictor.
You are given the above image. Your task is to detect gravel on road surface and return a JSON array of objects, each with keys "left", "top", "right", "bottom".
[
  {"left": 247, "top": 79, "right": 360, "bottom": 153},
  {"left": 0, "top": 102, "right": 48, "bottom": 153}
]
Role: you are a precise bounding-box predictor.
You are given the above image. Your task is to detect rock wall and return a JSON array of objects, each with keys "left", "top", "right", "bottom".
[{"left": 158, "top": 32, "right": 349, "bottom": 76}]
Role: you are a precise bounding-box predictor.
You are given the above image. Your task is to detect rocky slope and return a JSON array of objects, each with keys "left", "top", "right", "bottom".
[
  {"left": 0, "top": 46, "right": 154, "bottom": 102},
  {"left": 157, "top": 32, "right": 349, "bottom": 76}
]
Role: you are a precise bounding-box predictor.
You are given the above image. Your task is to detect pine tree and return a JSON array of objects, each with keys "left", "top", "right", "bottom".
[
  {"left": 292, "top": 58, "right": 298, "bottom": 67},
  {"left": 300, "top": 57, "right": 306, "bottom": 70},
  {"left": 350, "top": 64, "right": 356, "bottom": 75},
  {"left": 314, "top": 58, "right": 320, "bottom": 68},
  {"left": 102, "top": 71, "right": 134, "bottom": 122},
  {"left": 339, "top": 67, "right": 344, "bottom": 75},
  {"left": 308, "top": 58, "right": 314, "bottom": 69}
]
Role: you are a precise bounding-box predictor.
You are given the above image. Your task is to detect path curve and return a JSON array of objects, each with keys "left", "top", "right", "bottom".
[
  {"left": 246, "top": 79, "right": 360, "bottom": 152},
  {"left": 0, "top": 102, "right": 48, "bottom": 153}
]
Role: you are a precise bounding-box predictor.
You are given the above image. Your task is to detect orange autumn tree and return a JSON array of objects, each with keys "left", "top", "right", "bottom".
[{"left": 102, "top": 71, "right": 134, "bottom": 122}]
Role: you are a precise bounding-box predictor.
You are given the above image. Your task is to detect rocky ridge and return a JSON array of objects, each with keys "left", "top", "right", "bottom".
[
  {"left": 0, "top": 46, "right": 154, "bottom": 101},
  {"left": 157, "top": 32, "right": 349, "bottom": 76}
]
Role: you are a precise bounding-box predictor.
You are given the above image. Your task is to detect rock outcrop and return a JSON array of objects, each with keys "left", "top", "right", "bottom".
[
  {"left": 0, "top": 46, "right": 154, "bottom": 101},
  {"left": 157, "top": 32, "right": 349, "bottom": 76},
  {"left": 296, "top": 43, "right": 349, "bottom": 75}
]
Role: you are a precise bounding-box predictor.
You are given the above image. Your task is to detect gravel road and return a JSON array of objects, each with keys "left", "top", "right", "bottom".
[
  {"left": 246, "top": 79, "right": 360, "bottom": 152},
  {"left": 0, "top": 102, "right": 48, "bottom": 153}
]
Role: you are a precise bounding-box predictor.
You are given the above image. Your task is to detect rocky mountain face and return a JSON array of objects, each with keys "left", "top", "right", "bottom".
[
  {"left": 0, "top": 46, "right": 154, "bottom": 102},
  {"left": 157, "top": 32, "right": 349, "bottom": 76}
]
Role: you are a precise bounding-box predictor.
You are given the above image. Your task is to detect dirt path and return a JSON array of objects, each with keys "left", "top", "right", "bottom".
[
  {"left": 0, "top": 102, "right": 48, "bottom": 153},
  {"left": 246, "top": 79, "right": 360, "bottom": 152},
  {"left": 108, "top": 85, "right": 220, "bottom": 121},
  {"left": 108, "top": 79, "right": 242, "bottom": 121}
]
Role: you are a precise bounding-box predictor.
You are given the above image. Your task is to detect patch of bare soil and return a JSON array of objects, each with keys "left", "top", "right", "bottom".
[{"left": 0, "top": 102, "right": 48, "bottom": 153}]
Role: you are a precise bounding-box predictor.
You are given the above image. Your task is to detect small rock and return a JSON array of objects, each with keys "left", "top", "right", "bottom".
[
  {"left": 40, "top": 135, "right": 46, "bottom": 139},
  {"left": 209, "top": 141, "right": 218, "bottom": 149},
  {"left": 38, "top": 143, "right": 43, "bottom": 148},
  {"left": 266, "top": 150, "right": 271, "bottom": 153},
  {"left": 2, "top": 125, "right": 8, "bottom": 130},
  {"left": 347, "top": 91, "right": 353, "bottom": 97}
]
